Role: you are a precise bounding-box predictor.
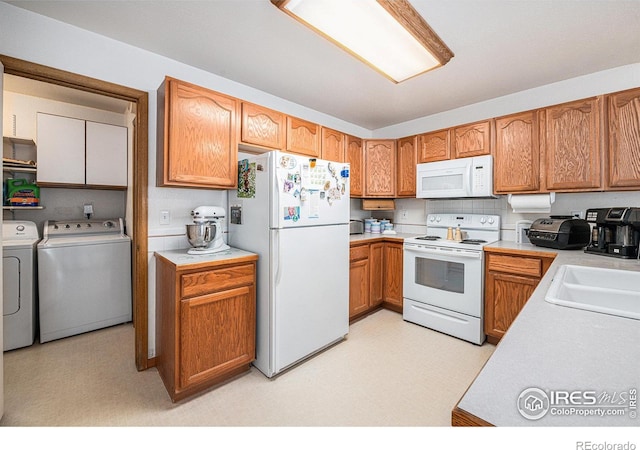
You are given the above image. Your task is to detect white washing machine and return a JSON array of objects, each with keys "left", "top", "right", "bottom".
[
  {"left": 37, "top": 218, "right": 132, "bottom": 343},
  {"left": 3, "top": 220, "right": 39, "bottom": 351}
]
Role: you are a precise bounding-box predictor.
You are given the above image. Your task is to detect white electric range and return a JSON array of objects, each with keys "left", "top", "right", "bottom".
[{"left": 403, "top": 213, "right": 501, "bottom": 345}]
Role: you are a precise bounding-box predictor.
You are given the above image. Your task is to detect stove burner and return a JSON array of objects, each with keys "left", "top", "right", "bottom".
[
  {"left": 460, "top": 239, "right": 487, "bottom": 245},
  {"left": 416, "top": 235, "right": 441, "bottom": 241}
]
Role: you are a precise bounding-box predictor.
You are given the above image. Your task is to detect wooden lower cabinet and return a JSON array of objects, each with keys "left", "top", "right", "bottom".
[
  {"left": 349, "top": 239, "right": 403, "bottom": 321},
  {"left": 369, "top": 242, "right": 384, "bottom": 307},
  {"left": 382, "top": 242, "right": 403, "bottom": 311},
  {"left": 484, "top": 250, "right": 555, "bottom": 344},
  {"left": 349, "top": 244, "right": 371, "bottom": 318},
  {"left": 155, "top": 253, "right": 258, "bottom": 402}
]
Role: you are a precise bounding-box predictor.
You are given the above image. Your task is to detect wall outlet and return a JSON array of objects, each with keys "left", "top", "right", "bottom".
[
  {"left": 160, "top": 210, "right": 170, "bottom": 225},
  {"left": 400, "top": 209, "right": 408, "bottom": 221},
  {"left": 571, "top": 210, "right": 584, "bottom": 219}
]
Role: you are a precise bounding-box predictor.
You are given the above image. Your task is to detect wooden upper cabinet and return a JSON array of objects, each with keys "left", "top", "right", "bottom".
[
  {"left": 321, "top": 127, "right": 345, "bottom": 162},
  {"left": 364, "top": 140, "right": 396, "bottom": 197},
  {"left": 158, "top": 76, "right": 238, "bottom": 189},
  {"left": 396, "top": 136, "right": 417, "bottom": 197},
  {"left": 543, "top": 97, "right": 602, "bottom": 191},
  {"left": 240, "top": 102, "right": 285, "bottom": 150},
  {"left": 285, "top": 116, "right": 321, "bottom": 157},
  {"left": 418, "top": 129, "right": 450, "bottom": 163},
  {"left": 453, "top": 120, "right": 492, "bottom": 159},
  {"left": 345, "top": 134, "right": 363, "bottom": 197},
  {"left": 494, "top": 111, "right": 540, "bottom": 193},
  {"left": 606, "top": 88, "right": 640, "bottom": 189}
]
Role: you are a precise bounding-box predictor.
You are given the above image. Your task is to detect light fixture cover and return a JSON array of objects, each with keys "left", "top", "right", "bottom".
[{"left": 272, "top": 0, "right": 453, "bottom": 83}]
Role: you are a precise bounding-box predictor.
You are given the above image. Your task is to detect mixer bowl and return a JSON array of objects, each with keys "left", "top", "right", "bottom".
[{"left": 186, "top": 223, "right": 216, "bottom": 248}]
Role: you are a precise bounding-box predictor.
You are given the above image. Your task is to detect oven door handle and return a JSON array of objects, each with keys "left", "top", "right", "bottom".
[{"left": 404, "top": 246, "right": 482, "bottom": 259}]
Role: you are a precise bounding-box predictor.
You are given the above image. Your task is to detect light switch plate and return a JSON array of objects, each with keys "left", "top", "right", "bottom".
[{"left": 160, "top": 210, "right": 170, "bottom": 225}]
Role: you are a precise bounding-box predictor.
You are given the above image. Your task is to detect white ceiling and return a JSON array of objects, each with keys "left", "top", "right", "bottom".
[{"left": 6, "top": 0, "right": 640, "bottom": 130}]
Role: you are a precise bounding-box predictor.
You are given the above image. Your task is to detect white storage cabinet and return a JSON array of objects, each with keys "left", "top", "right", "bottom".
[{"left": 36, "top": 112, "right": 127, "bottom": 187}]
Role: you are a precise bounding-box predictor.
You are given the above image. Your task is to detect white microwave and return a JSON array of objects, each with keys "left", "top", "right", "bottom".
[{"left": 416, "top": 154, "right": 494, "bottom": 199}]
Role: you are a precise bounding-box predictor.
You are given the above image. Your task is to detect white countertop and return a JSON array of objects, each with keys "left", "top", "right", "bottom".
[
  {"left": 349, "top": 232, "right": 422, "bottom": 243},
  {"left": 458, "top": 243, "right": 640, "bottom": 426},
  {"left": 154, "top": 247, "right": 257, "bottom": 267}
]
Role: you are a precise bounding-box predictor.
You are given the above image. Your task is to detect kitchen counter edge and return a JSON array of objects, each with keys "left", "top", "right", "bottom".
[
  {"left": 349, "top": 232, "right": 420, "bottom": 244},
  {"left": 154, "top": 247, "right": 258, "bottom": 270}
]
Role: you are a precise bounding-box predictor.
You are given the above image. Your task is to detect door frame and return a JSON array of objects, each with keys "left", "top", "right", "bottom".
[{"left": 0, "top": 55, "right": 150, "bottom": 370}]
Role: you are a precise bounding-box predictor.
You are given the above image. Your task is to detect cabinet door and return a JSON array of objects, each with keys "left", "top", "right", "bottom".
[
  {"left": 321, "top": 127, "right": 345, "bottom": 162},
  {"left": 179, "top": 286, "right": 255, "bottom": 390},
  {"left": 494, "top": 111, "right": 540, "bottom": 193},
  {"left": 364, "top": 140, "right": 396, "bottom": 197},
  {"left": 241, "top": 102, "right": 285, "bottom": 150},
  {"left": 369, "top": 242, "right": 384, "bottom": 307},
  {"left": 86, "top": 121, "right": 128, "bottom": 187},
  {"left": 454, "top": 120, "right": 491, "bottom": 159},
  {"left": 543, "top": 98, "right": 602, "bottom": 191},
  {"left": 345, "top": 134, "right": 363, "bottom": 197},
  {"left": 162, "top": 78, "right": 238, "bottom": 188},
  {"left": 606, "top": 88, "right": 640, "bottom": 189},
  {"left": 349, "top": 258, "right": 370, "bottom": 318},
  {"left": 36, "top": 113, "right": 85, "bottom": 185},
  {"left": 383, "top": 242, "right": 403, "bottom": 308},
  {"left": 418, "top": 129, "right": 450, "bottom": 163},
  {"left": 484, "top": 271, "right": 538, "bottom": 342},
  {"left": 396, "top": 136, "right": 417, "bottom": 197},
  {"left": 286, "top": 116, "right": 320, "bottom": 157}
]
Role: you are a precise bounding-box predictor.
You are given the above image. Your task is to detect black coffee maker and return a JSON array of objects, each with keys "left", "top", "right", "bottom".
[{"left": 585, "top": 207, "right": 640, "bottom": 258}]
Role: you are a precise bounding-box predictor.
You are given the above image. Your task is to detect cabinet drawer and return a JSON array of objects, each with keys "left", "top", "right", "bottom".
[
  {"left": 350, "top": 245, "right": 370, "bottom": 262},
  {"left": 181, "top": 264, "right": 255, "bottom": 298},
  {"left": 487, "top": 254, "right": 542, "bottom": 277}
]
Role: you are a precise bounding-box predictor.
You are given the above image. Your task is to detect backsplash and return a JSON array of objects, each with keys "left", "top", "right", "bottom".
[{"left": 351, "top": 191, "right": 640, "bottom": 241}]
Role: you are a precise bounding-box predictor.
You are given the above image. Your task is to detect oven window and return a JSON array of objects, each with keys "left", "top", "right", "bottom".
[{"left": 415, "top": 257, "right": 464, "bottom": 294}]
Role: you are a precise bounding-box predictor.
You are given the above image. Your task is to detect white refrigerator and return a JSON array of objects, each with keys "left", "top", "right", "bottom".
[{"left": 228, "top": 151, "right": 350, "bottom": 378}]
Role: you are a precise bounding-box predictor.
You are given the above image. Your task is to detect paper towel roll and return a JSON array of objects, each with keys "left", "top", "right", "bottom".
[{"left": 508, "top": 193, "right": 555, "bottom": 213}]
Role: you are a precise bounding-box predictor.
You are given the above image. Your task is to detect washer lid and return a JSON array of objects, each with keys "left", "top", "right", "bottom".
[{"left": 38, "top": 234, "right": 131, "bottom": 248}]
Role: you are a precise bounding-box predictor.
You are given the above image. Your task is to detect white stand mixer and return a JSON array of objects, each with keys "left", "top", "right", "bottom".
[{"left": 186, "top": 206, "right": 231, "bottom": 255}]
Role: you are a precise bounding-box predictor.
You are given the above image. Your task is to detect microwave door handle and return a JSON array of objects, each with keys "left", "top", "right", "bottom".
[
  {"left": 466, "top": 162, "right": 473, "bottom": 196},
  {"left": 406, "top": 246, "right": 482, "bottom": 259}
]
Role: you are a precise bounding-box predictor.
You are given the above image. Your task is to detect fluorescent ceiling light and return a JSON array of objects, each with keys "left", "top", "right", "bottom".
[{"left": 272, "top": 0, "right": 454, "bottom": 83}]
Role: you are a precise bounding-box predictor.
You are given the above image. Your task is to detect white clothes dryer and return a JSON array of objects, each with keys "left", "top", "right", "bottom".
[{"left": 3, "top": 220, "right": 39, "bottom": 351}]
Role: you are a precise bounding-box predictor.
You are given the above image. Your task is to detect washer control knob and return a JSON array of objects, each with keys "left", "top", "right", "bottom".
[
  {"left": 435, "top": 216, "right": 441, "bottom": 222},
  {"left": 16, "top": 225, "right": 25, "bottom": 232},
  {"left": 65, "top": 224, "right": 70, "bottom": 229},
  {"left": 429, "top": 216, "right": 435, "bottom": 222},
  {"left": 488, "top": 217, "right": 495, "bottom": 224},
  {"left": 480, "top": 217, "right": 487, "bottom": 224}
]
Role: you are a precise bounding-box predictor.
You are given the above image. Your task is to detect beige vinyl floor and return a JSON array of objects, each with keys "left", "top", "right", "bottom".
[{"left": 0, "top": 309, "right": 495, "bottom": 427}]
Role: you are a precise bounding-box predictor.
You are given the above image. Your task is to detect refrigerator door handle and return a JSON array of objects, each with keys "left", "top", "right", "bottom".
[{"left": 274, "top": 229, "right": 283, "bottom": 286}]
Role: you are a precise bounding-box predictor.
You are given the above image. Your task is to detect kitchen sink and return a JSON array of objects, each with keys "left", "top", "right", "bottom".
[{"left": 545, "top": 264, "right": 640, "bottom": 320}]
